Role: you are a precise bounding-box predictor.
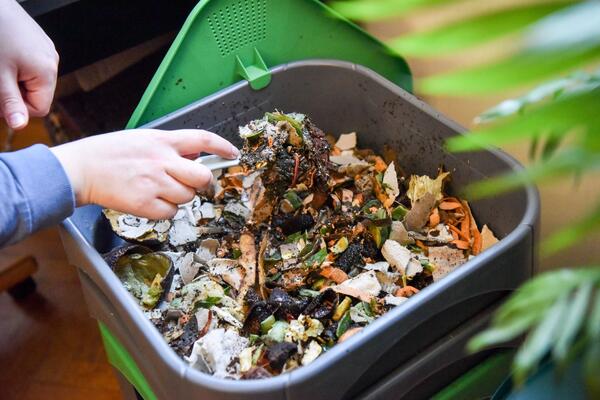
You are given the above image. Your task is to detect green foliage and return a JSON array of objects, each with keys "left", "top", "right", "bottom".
[
  {"left": 419, "top": 45, "right": 600, "bottom": 94},
  {"left": 420, "top": 1, "right": 600, "bottom": 93},
  {"left": 447, "top": 85, "right": 600, "bottom": 152},
  {"left": 468, "top": 269, "right": 600, "bottom": 395},
  {"left": 335, "top": 0, "right": 600, "bottom": 94},
  {"left": 335, "top": 0, "right": 600, "bottom": 393},
  {"left": 330, "top": 0, "right": 467, "bottom": 21},
  {"left": 390, "top": 2, "right": 572, "bottom": 57},
  {"left": 192, "top": 296, "right": 221, "bottom": 311},
  {"left": 542, "top": 204, "right": 600, "bottom": 255},
  {"left": 446, "top": 79, "right": 600, "bottom": 254},
  {"left": 476, "top": 69, "right": 600, "bottom": 123}
]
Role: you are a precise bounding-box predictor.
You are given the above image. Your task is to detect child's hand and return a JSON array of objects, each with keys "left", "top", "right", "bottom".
[
  {"left": 50, "top": 129, "right": 239, "bottom": 219},
  {"left": 0, "top": 0, "right": 59, "bottom": 129}
]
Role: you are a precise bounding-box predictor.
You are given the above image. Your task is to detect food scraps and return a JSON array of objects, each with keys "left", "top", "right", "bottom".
[{"left": 103, "top": 111, "right": 498, "bottom": 379}]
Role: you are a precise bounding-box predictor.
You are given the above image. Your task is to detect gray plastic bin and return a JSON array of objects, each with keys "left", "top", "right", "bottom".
[{"left": 59, "top": 60, "right": 539, "bottom": 400}]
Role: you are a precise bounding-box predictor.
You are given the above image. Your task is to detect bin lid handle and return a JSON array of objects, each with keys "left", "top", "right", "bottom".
[{"left": 236, "top": 48, "right": 271, "bottom": 90}]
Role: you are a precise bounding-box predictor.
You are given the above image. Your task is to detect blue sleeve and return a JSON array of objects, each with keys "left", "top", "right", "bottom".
[{"left": 0, "top": 144, "right": 75, "bottom": 247}]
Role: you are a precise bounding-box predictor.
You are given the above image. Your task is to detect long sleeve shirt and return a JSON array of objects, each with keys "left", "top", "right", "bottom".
[{"left": 0, "top": 144, "right": 75, "bottom": 247}]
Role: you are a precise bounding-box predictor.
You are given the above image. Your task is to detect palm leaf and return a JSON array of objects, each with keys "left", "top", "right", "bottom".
[
  {"left": 418, "top": 45, "right": 600, "bottom": 94},
  {"left": 446, "top": 88, "right": 600, "bottom": 152},
  {"left": 329, "top": 0, "right": 468, "bottom": 21},
  {"left": 584, "top": 294, "right": 600, "bottom": 397},
  {"left": 467, "top": 312, "right": 540, "bottom": 353},
  {"left": 469, "top": 269, "right": 600, "bottom": 389},
  {"left": 552, "top": 283, "right": 593, "bottom": 365},
  {"left": 542, "top": 204, "right": 600, "bottom": 254},
  {"left": 589, "top": 292, "right": 600, "bottom": 339},
  {"left": 523, "top": 0, "right": 600, "bottom": 52},
  {"left": 470, "top": 270, "right": 599, "bottom": 353},
  {"left": 584, "top": 340, "right": 600, "bottom": 399},
  {"left": 476, "top": 69, "right": 600, "bottom": 124},
  {"left": 460, "top": 149, "right": 599, "bottom": 199},
  {"left": 512, "top": 293, "right": 570, "bottom": 385},
  {"left": 539, "top": 134, "right": 564, "bottom": 161},
  {"left": 494, "top": 270, "right": 600, "bottom": 324},
  {"left": 419, "top": 1, "right": 600, "bottom": 95},
  {"left": 389, "top": 1, "right": 571, "bottom": 57},
  {"left": 342, "top": 0, "right": 600, "bottom": 391},
  {"left": 335, "top": 0, "right": 600, "bottom": 392}
]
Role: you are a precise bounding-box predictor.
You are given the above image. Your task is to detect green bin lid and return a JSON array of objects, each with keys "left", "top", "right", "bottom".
[{"left": 127, "top": 0, "right": 412, "bottom": 128}]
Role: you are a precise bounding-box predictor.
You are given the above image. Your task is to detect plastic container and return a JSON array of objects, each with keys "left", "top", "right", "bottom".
[{"left": 60, "top": 60, "right": 539, "bottom": 400}]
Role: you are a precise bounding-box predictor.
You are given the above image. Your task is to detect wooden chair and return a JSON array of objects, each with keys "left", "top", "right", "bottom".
[{"left": 0, "top": 256, "right": 38, "bottom": 299}]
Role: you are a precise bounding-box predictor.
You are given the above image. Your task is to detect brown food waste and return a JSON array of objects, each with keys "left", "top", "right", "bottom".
[{"left": 103, "top": 111, "right": 499, "bottom": 380}]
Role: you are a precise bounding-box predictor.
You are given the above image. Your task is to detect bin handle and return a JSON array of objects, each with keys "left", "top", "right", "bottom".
[{"left": 235, "top": 48, "right": 271, "bottom": 90}]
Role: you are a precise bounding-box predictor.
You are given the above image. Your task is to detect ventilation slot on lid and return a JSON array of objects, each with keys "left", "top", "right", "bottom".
[{"left": 208, "top": 0, "right": 267, "bottom": 57}]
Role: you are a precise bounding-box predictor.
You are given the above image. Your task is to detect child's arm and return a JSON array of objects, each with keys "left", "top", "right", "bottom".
[
  {"left": 0, "top": 129, "right": 238, "bottom": 247},
  {"left": 0, "top": 0, "right": 59, "bottom": 129}
]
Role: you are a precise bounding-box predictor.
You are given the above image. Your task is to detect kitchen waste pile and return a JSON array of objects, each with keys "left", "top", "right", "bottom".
[{"left": 103, "top": 111, "right": 499, "bottom": 379}]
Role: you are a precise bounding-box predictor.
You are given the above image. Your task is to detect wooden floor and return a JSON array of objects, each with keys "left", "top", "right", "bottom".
[{"left": 0, "top": 120, "right": 120, "bottom": 399}]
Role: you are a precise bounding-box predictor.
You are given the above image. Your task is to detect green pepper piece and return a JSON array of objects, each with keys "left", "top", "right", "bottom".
[
  {"left": 260, "top": 315, "right": 276, "bottom": 334},
  {"left": 333, "top": 297, "right": 352, "bottom": 321},
  {"left": 232, "top": 248, "right": 242, "bottom": 259},
  {"left": 312, "top": 277, "right": 326, "bottom": 290},
  {"left": 304, "top": 247, "right": 328, "bottom": 268},
  {"left": 336, "top": 311, "right": 351, "bottom": 338},
  {"left": 249, "top": 334, "right": 260, "bottom": 345},
  {"left": 392, "top": 204, "right": 409, "bottom": 220},
  {"left": 299, "top": 288, "right": 321, "bottom": 298},
  {"left": 369, "top": 225, "right": 390, "bottom": 248},
  {"left": 266, "top": 321, "right": 289, "bottom": 343},
  {"left": 284, "top": 191, "right": 303, "bottom": 210},
  {"left": 285, "top": 231, "right": 306, "bottom": 244},
  {"left": 193, "top": 296, "right": 222, "bottom": 311},
  {"left": 331, "top": 237, "right": 349, "bottom": 254},
  {"left": 361, "top": 199, "right": 382, "bottom": 213}
]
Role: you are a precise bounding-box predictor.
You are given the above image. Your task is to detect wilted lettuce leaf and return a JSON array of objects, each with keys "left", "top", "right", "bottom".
[{"left": 407, "top": 172, "right": 449, "bottom": 203}]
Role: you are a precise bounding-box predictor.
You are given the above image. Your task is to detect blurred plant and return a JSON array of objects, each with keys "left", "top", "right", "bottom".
[
  {"left": 332, "top": 0, "right": 600, "bottom": 395},
  {"left": 468, "top": 269, "right": 600, "bottom": 396},
  {"left": 448, "top": 70, "right": 600, "bottom": 255},
  {"left": 332, "top": 0, "right": 600, "bottom": 251}
]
